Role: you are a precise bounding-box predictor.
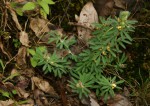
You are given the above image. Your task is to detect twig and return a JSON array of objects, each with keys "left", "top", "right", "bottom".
[
  {"left": 59, "top": 0, "right": 71, "bottom": 26},
  {"left": 40, "top": 93, "right": 77, "bottom": 99},
  {"left": 136, "top": 23, "right": 150, "bottom": 27},
  {"left": 133, "top": 38, "right": 149, "bottom": 40},
  {"left": 68, "top": 22, "right": 94, "bottom": 30}
]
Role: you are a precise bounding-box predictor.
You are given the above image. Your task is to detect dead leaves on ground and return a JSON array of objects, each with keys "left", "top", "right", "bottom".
[
  {"left": 16, "top": 46, "right": 27, "bottom": 68},
  {"left": 107, "top": 94, "right": 132, "bottom": 106},
  {"left": 19, "top": 31, "right": 29, "bottom": 47},
  {"left": 31, "top": 77, "right": 57, "bottom": 96},
  {"left": 0, "top": 99, "right": 15, "bottom": 106},
  {"left": 30, "top": 17, "right": 63, "bottom": 43},
  {"left": 0, "top": 0, "right": 137, "bottom": 105},
  {"left": 0, "top": 69, "right": 58, "bottom": 106}
]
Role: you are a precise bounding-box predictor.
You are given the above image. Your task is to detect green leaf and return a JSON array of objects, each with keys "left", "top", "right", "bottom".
[
  {"left": 12, "top": 90, "right": 17, "bottom": 95},
  {"left": 43, "top": 63, "right": 48, "bottom": 71},
  {"left": 30, "top": 58, "right": 38, "bottom": 67},
  {"left": 42, "top": 0, "right": 55, "bottom": 4},
  {"left": 104, "top": 92, "right": 108, "bottom": 101},
  {"left": 111, "top": 76, "right": 116, "bottom": 82},
  {"left": 101, "top": 85, "right": 109, "bottom": 90},
  {"left": 123, "top": 32, "right": 132, "bottom": 41},
  {"left": 2, "top": 91, "right": 10, "bottom": 98},
  {"left": 109, "top": 89, "right": 115, "bottom": 97},
  {"left": 116, "top": 80, "right": 124, "bottom": 84},
  {"left": 122, "top": 39, "right": 132, "bottom": 44},
  {"left": 110, "top": 50, "right": 116, "bottom": 57},
  {"left": 38, "top": 46, "right": 46, "bottom": 52},
  {"left": 16, "top": 8, "right": 23, "bottom": 16},
  {"left": 39, "top": 1, "right": 49, "bottom": 14},
  {"left": 102, "top": 56, "right": 106, "bottom": 64},
  {"left": 10, "top": 2, "right": 17, "bottom": 8},
  {"left": 120, "top": 53, "right": 127, "bottom": 63},
  {"left": 0, "top": 59, "right": 5, "bottom": 70},
  {"left": 22, "top": 2, "right": 36, "bottom": 11},
  {"left": 28, "top": 49, "right": 35, "bottom": 56},
  {"left": 118, "top": 41, "right": 126, "bottom": 49}
]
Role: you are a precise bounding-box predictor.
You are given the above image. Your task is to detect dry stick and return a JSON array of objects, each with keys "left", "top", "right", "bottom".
[
  {"left": 40, "top": 93, "right": 77, "bottom": 99},
  {"left": 68, "top": 22, "right": 94, "bottom": 30},
  {"left": 136, "top": 23, "right": 150, "bottom": 27},
  {"left": 130, "top": 0, "right": 140, "bottom": 18},
  {"left": 1, "top": 54, "right": 17, "bottom": 75},
  {"left": 59, "top": 0, "right": 71, "bottom": 26},
  {"left": 37, "top": 21, "right": 50, "bottom": 44}
]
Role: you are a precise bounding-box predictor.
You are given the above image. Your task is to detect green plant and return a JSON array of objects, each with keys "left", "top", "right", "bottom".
[
  {"left": 0, "top": 89, "right": 17, "bottom": 99},
  {"left": 68, "top": 11, "right": 137, "bottom": 100},
  {"left": 0, "top": 59, "right": 5, "bottom": 73},
  {"left": 28, "top": 31, "right": 77, "bottom": 77},
  {"left": 28, "top": 11, "right": 137, "bottom": 101},
  {"left": 28, "top": 46, "right": 71, "bottom": 78},
  {"left": 95, "top": 76, "right": 124, "bottom": 101},
  {"left": 48, "top": 31, "right": 76, "bottom": 50},
  {"left": 68, "top": 72, "right": 95, "bottom": 99},
  {"left": 48, "top": 31, "right": 77, "bottom": 61},
  {"left": 13, "top": 39, "right": 21, "bottom": 48},
  {"left": 10, "top": 0, "right": 55, "bottom": 18}
]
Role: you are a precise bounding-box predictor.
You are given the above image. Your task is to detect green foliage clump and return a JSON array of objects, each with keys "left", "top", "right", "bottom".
[
  {"left": 28, "top": 46, "right": 70, "bottom": 78},
  {"left": 28, "top": 32, "right": 76, "bottom": 78},
  {"left": 68, "top": 72, "right": 95, "bottom": 99},
  {"left": 10, "top": 0, "right": 55, "bottom": 18},
  {"left": 28, "top": 11, "right": 137, "bottom": 100},
  {"left": 69, "top": 11, "right": 137, "bottom": 100}
]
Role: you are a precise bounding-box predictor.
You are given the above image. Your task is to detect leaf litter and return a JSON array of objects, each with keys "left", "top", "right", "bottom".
[{"left": 0, "top": 0, "right": 146, "bottom": 105}]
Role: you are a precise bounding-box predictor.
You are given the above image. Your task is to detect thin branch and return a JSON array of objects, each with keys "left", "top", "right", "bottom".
[{"left": 68, "top": 22, "right": 94, "bottom": 30}]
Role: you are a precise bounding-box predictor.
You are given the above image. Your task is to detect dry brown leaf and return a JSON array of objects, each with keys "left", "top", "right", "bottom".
[
  {"left": 81, "top": 97, "right": 90, "bottom": 105},
  {"left": 21, "top": 68, "right": 35, "bottom": 77},
  {"left": 6, "top": 2, "right": 22, "bottom": 31},
  {"left": 123, "top": 87, "right": 130, "bottom": 97},
  {"left": 4, "top": 82, "right": 15, "bottom": 91},
  {"left": 19, "top": 31, "right": 29, "bottom": 47},
  {"left": 114, "top": 0, "right": 125, "bottom": 9},
  {"left": 77, "top": 2, "right": 98, "bottom": 42},
  {"left": 31, "top": 77, "right": 57, "bottom": 96},
  {"left": 30, "top": 18, "right": 50, "bottom": 42},
  {"left": 16, "top": 87, "right": 30, "bottom": 98},
  {"left": 11, "top": 69, "right": 30, "bottom": 90},
  {"left": 0, "top": 99, "right": 15, "bottom": 106},
  {"left": 30, "top": 18, "right": 64, "bottom": 43},
  {"left": 33, "top": 89, "right": 49, "bottom": 106},
  {"left": 30, "top": 18, "right": 50, "bottom": 36},
  {"left": 107, "top": 94, "right": 132, "bottom": 106},
  {"left": 0, "top": 39, "right": 12, "bottom": 59},
  {"left": 16, "top": 46, "right": 27, "bottom": 68},
  {"left": 90, "top": 96, "right": 100, "bottom": 106}
]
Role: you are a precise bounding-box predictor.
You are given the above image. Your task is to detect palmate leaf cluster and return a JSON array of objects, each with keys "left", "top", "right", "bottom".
[
  {"left": 28, "top": 46, "right": 70, "bottom": 78},
  {"left": 69, "top": 11, "right": 137, "bottom": 100},
  {"left": 68, "top": 72, "right": 95, "bottom": 99},
  {"left": 95, "top": 76, "right": 124, "bottom": 101},
  {"left": 74, "top": 11, "right": 137, "bottom": 74},
  {"left": 28, "top": 32, "right": 77, "bottom": 78}
]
